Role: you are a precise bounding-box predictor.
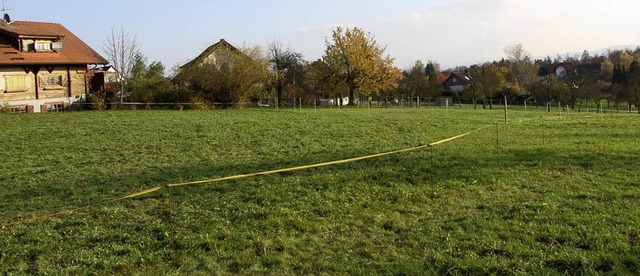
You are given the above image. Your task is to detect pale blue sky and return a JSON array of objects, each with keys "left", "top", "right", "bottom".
[{"left": 6, "top": 0, "right": 640, "bottom": 71}]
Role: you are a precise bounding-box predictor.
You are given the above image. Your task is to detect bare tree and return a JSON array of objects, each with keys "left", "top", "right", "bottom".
[
  {"left": 268, "top": 40, "right": 304, "bottom": 106},
  {"left": 101, "top": 27, "right": 140, "bottom": 104},
  {"left": 504, "top": 43, "right": 538, "bottom": 89},
  {"left": 399, "top": 60, "right": 428, "bottom": 107}
]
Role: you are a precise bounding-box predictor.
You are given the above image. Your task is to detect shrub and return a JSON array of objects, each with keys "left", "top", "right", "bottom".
[
  {"left": 189, "top": 94, "right": 209, "bottom": 110},
  {"left": 90, "top": 94, "right": 107, "bottom": 111},
  {"left": 0, "top": 102, "right": 10, "bottom": 113}
]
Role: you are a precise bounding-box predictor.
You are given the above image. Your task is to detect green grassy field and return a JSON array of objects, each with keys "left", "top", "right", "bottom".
[{"left": 1, "top": 107, "right": 639, "bottom": 274}]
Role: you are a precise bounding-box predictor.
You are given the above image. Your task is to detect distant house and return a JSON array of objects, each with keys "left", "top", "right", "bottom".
[
  {"left": 538, "top": 62, "right": 601, "bottom": 78},
  {"left": 538, "top": 63, "right": 576, "bottom": 78},
  {"left": 179, "top": 39, "right": 243, "bottom": 70},
  {"left": 436, "top": 73, "right": 451, "bottom": 86},
  {"left": 174, "top": 39, "right": 269, "bottom": 107},
  {"left": 442, "top": 72, "right": 471, "bottom": 91},
  {"left": 173, "top": 38, "right": 247, "bottom": 86},
  {"left": 0, "top": 16, "right": 107, "bottom": 112}
]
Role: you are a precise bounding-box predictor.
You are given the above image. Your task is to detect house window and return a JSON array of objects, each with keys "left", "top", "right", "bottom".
[
  {"left": 46, "top": 102, "right": 65, "bottom": 112},
  {"left": 44, "top": 75, "right": 63, "bottom": 87},
  {"left": 51, "top": 42, "right": 63, "bottom": 51},
  {"left": 24, "top": 42, "right": 35, "bottom": 52},
  {"left": 9, "top": 105, "right": 28, "bottom": 113},
  {"left": 21, "top": 39, "right": 35, "bottom": 52},
  {"left": 35, "top": 41, "right": 51, "bottom": 52},
  {"left": 4, "top": 75, "right": 27, "bottom": 92}
]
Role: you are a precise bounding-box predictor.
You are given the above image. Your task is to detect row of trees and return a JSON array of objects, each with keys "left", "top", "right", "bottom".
[
  {"left": 98, "top": 27, "right": 402, "bottom": 108},
  {"left": 397, "top": 44, "right": 640, "bottom": 113},
  {"left": 513, "top": 47, "right": 640, "bottom": 113},
  {"left": 100, "top": 27, "right": 640, "bottom": 112}
]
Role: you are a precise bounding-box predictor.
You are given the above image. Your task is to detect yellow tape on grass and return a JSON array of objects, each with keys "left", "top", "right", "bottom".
[{"left": 1, "top": 126, "right": 487, "bottom": 228}]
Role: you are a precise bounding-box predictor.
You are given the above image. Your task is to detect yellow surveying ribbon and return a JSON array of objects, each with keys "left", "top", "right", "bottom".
[{"left": 1, "top": 126, "right": 486, "bottom": 229}]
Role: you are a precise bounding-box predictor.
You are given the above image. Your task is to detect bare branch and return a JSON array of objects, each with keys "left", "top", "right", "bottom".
[{"left": 101, "top": 27, "right": 140, "bottom": 103}]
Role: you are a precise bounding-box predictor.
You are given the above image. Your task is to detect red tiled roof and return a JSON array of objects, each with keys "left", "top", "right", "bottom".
[
  {"left": 436, "top": 73, "right": 451, "bottom": 85},
  {"left": 0, "top": 20, "right": 107, "bottom": 65}
]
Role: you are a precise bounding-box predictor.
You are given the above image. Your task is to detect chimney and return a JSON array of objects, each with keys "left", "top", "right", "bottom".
[{"left": 2, "top": 13, "right": 10, "bottom": 26}]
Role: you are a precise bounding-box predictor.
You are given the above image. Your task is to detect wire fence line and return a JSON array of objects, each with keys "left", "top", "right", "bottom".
[{"left": 65, "top": 99, "right": 640, "bottom": 112}]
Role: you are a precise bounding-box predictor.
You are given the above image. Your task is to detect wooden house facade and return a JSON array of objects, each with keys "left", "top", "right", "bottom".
[{"left": 0, "top": 18, "right": 107, "bottom": 112}]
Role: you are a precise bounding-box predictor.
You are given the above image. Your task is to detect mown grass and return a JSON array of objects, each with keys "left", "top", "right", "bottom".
[{"left": 1, "top": 107, "right": 639, "bottom": 274}]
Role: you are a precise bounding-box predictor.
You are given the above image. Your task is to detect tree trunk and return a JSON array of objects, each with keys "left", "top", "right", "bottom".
[
  {"left": 577, "top": 100, "right": 581, "bottom": 112},
  {"left": 547, "top": 97, "right": 551, "bottom": 112},
  {"left": 348, "top": 86, "right": 356, "bottom": 106},
  {"left": 276, "top": 82, "right": 284, "bottom": 107}
]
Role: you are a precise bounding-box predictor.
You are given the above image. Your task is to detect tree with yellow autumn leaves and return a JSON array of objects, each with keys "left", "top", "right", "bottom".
[{"left": 323, "top": 27, "right": 402, "bottom": 105}]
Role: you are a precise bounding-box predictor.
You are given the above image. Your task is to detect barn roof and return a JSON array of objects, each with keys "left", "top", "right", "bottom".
[{"left": 180, "top": 39, "right": 242, "bottom": 69}]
